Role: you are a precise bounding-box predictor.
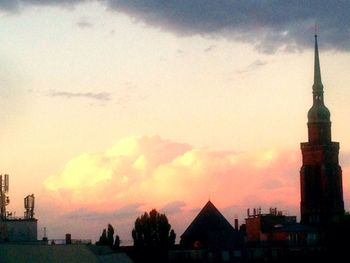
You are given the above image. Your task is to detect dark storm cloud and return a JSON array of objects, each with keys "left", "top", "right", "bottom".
[
  {"left": 0, "top": 0, "right": 94, "bottom": 11},
  {"left": 2, "top": 1, "right": 350, "bottom": 52},
  {"left": 0, "top": 0, "right": 19, "bottom": 11},
  {"left": 106, "top": 0, "right": 350, "bottom": 52},
  {"left": 22, "top": 0, "right": 90, "bottom": 6},
  {"left": 0, "top": 0, "right": 83, "bottom": 9}
]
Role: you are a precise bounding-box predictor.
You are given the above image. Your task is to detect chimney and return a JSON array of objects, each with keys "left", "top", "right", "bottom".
[
  {"left": 234, "top": 219, "right": 239, "bottom": 230},
  {"left": 65, "top": 233, "right": 72, "bottom": 245}
]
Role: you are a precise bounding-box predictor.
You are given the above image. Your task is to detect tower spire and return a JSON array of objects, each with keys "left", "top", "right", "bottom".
[
  {"left": 314, "top": 34, "right": 322, "bottom": 87},
  {"left": 300, "top": 35, "right": 344, "bottom": 227},
  {"left": 308, "top": 34, "right": 330, "bottom": 126}
]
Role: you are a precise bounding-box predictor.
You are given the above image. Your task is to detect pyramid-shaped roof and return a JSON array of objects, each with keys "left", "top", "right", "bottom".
[
  {"left": 181, "top": 201, "right": 235, "bottom": 238},
  {"left": 180, "top": 201, "right": 243, "bottom": 250}
]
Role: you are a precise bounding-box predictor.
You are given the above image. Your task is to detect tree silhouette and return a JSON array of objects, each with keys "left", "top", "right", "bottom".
[
  {"left": 97, "top": 228, "right": 107, "bottom": 246},
  {"left": 168, "top": 229, "right": 176, "bottom": 247},
  {"left": 96, "top": 224, "right": 119, "bottom": 249},
  {"left": 107, "top": 224, "right": 114, "bottom": 247},
  {"left": 131, "top": 209, "right": 176, "bottom": 263},
  {"left": 132, "top": 209, "right": 176, "bottom": 249},
  {"left": 113, "top": 235, "right": 120, "bottom": 250}
]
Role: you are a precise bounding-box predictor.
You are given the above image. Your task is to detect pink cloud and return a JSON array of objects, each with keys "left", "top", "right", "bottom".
[{"left": 38, "top": 135, "right": 309, "bottom": 242}]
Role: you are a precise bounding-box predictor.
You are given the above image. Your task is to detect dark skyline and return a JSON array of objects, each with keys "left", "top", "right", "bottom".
[{"left": 1, "top": 1, "right": 349, "bottom": 243}]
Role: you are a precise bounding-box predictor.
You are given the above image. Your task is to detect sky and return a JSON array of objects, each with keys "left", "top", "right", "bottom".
[{"left": 1, "top": 0, "right": 350, "bottom": 244}]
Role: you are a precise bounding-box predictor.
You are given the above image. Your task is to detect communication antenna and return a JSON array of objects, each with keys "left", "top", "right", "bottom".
[
  {"left": 24, "top": 194, "right": 35, "bottom": 219},
  {"left": 0, "top": 174, "right": 10, "bottom": 220},
  {"left": 4, "top": 174, "right": 9, "bottom": 192}
]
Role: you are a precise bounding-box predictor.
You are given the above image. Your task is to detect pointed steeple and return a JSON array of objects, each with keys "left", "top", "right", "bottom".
[
  {"left": 313, "top": 34, "right": 323, "bottom": 88},
  {"left": 308, "top": 34, "right": 330, "bottom": 124},
  {"left": 312, "top": 34, "right": 325, "bottom": 105},
  {"left": 300, "top": 35, "right": 344, "bottom": 227}
]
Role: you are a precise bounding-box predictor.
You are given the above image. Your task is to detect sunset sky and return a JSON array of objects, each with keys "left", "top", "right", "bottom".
[{"left": 1, "top": 1, "right": 350, "bottom": 244}]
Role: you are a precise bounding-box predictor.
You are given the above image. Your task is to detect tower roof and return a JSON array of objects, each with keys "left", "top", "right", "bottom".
[
  {"left": 180, "top": 201, "right": 243, "bottom": 249},
  {"left": 181, "top": 200, "right": 235, "bottom": 239},
  {"left": 307, "top": 34, "right": 330, "bottom": 124},
  {"left": 313, "top": 34, "right": 322, "bottom": 88}
]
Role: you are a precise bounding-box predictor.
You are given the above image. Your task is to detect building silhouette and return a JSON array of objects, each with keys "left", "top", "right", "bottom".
[
  {"left": 180, "top": 201, "right": 244, "bottom": 251},
  {"left": 245, "top": 207, "right": 296, "bottom": 243},
  {"left": 300, "top": 35, "right": 345, "bottom": 226},
  {"left": 169, "top": 201, "right": 245, "bottom": 262},
  {"left": 0, "top": 175, "right": 38, "bottom": 242},
  {"left": 243, "top": 36, "right": 348, "bottom": 261}
]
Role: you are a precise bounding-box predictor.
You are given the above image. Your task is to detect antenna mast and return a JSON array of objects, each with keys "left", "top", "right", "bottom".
[{"left": 0, "top": 174, "right": 10, "bottom": 220}]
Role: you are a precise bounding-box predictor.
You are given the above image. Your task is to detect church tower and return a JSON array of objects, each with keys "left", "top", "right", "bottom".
[{"left": 300, "top": 35, "right": 344, "bottom": 226}]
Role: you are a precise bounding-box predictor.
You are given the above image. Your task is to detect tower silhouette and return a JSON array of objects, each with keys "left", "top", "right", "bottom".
[{"left": 300, "top": 35, "right": 344, "bottom": 226}]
